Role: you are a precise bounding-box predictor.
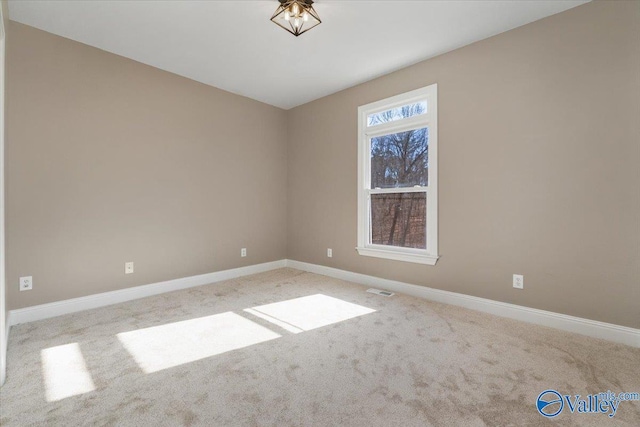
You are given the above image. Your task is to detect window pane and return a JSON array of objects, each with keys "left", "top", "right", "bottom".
[
  {"left": 371, "top": 127, "right": 428, "bottom": 188},
  {"left": 370, "top": 193, "right": 426, "bottom": 249},
  {"left": 367, "top": 101, "right": 427, "bottom": 127}
]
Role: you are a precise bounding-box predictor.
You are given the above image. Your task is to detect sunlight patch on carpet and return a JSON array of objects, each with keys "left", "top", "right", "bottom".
[
  {"left": 117, "top": 312, "right": 281, "bottom": 373},
  {"left": 41, "top": 343, "right": 96, "bottom": 402},
  {"left": 245, "top": 294, "right": 376, "bottom": 333}
]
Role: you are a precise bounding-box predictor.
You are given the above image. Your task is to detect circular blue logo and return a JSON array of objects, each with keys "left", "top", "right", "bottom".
[{"left": 537, "top": 390, "right": 564, "bottom": 418}]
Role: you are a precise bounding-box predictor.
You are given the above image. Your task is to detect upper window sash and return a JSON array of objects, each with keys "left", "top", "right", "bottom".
[{"left": 364, "top": 124, "right": 431, "bottom": 190}]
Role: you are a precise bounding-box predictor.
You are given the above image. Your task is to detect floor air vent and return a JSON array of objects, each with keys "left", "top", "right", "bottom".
[{"left": 367, "top": 288, "right": 395, "bottom": 297}]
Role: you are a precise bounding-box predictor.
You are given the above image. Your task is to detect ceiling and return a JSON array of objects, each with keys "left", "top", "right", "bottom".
[{"left": 8, "top": 0, "right": 589, "bottom": 110}]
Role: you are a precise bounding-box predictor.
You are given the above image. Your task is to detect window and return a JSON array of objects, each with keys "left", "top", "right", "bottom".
[{"left": 357, "top": 84, "right": 438, "bottom": 265}]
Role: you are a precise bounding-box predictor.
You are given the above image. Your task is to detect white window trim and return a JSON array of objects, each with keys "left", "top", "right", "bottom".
[{"left": 356, "top": 84, "right": 438, "bottom": 265}]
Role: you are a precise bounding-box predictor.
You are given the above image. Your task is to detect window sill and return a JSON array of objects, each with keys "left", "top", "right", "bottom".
[{"left": 356, "top": 247, "right": 439, "bottom": 265}]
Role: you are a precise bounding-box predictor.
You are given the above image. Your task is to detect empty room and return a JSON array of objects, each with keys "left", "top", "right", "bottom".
[{"left": 0, "top": 0, "right": 638, "bottom": 425}]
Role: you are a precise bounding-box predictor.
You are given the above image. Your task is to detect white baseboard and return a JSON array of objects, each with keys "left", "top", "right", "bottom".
[
  {"left": 8, "top": 260, "right": 286, "bottom": 326},
  {"left": 1, "top": 321, "right": 8, "bottom": 386},
  {"left": 285, "top": 260, "right": 640, "bottom": 348},
  {"left": 7, "top": 258, "right": 638, "bottom": 348}
]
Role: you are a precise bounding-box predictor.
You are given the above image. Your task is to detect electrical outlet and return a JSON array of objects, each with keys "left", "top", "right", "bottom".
[
  {"left": 125, "top": 262, "right": 134, "bottom": 274},
  {"left": 513, "top": 274, "right": 524, "bottom": 289},
  {"left": 327, "top": 248, "right": 332, "bottom": 258},
  {"left": 19, "top": 276, "right": 33, "bottom": 291},
  {"left": 241, "top": 248, "right": 247, "bottom": 257}
]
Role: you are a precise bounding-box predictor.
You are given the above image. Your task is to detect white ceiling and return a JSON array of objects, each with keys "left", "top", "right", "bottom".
[{"left": 8, "top": 0, "right": 589, "bottom": 110}]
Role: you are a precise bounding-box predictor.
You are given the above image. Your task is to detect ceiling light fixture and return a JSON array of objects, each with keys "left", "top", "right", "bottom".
[{"left": 271, "top": 0, "right": 321, "bottom": 37}]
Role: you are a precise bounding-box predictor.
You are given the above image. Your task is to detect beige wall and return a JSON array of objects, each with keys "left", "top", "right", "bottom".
[
  {"left": 5, "top": 1, "right": 639, "bottom": 328},
  {"left": 1, "top": 0, "right": 9, "bottom": 386},
  {"left": 287, "top": 1, "right": 640, "bottom": 328},
  {"left": 6, "top": 22, "right": 288, "bottom": 309}
]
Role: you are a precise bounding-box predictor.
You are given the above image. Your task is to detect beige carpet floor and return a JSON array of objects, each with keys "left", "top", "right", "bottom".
[{"left": 1, "top": 268, "right": 639, "bottom": 426}]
